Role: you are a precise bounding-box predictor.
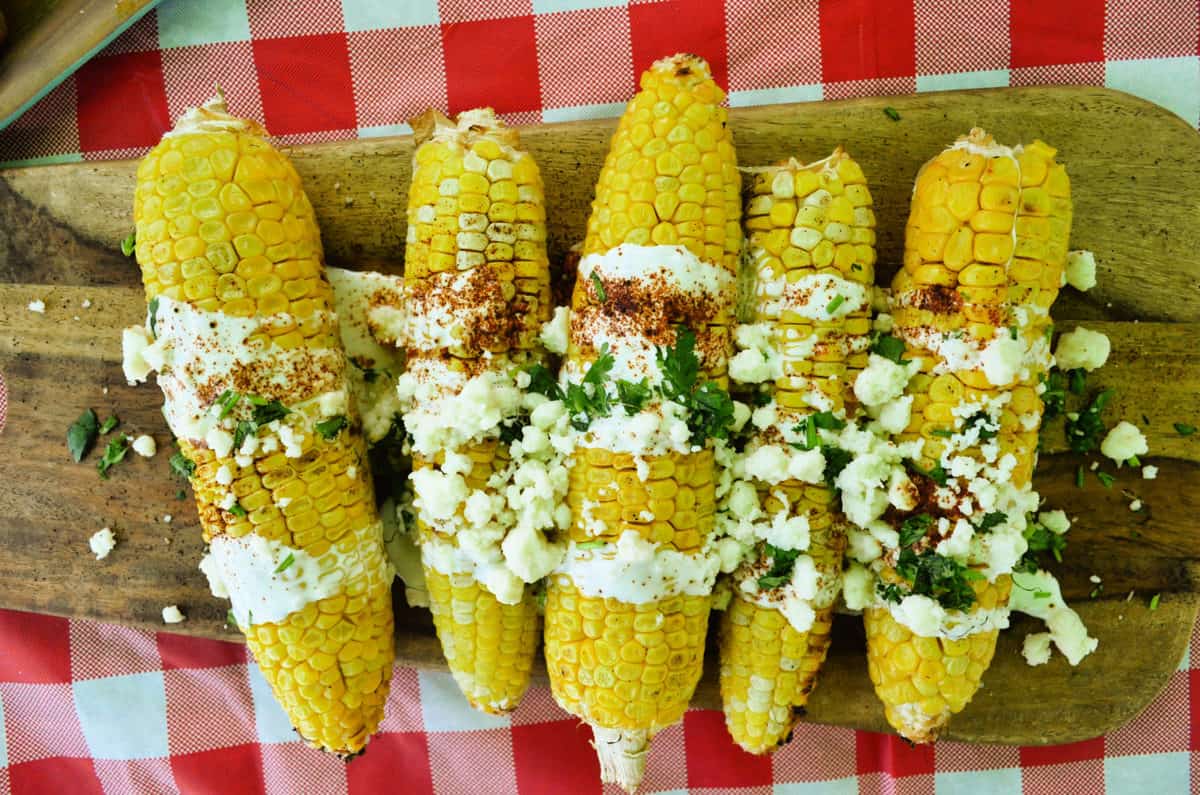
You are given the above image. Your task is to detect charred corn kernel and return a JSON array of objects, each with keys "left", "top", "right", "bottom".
[
  {"left": 547, "top": 55, "right": 737, "bottom": 793},
  {"left": 864, "top": 576, "right": 1012, "bottom": 742},
  {"left": 133, "top": 94, "right": 393, "bottom": 757},
  {"left": 403, "top": 109, "right": 551, "bottom": 714},
  {"left": 719, "top": 149, "right": 875, "bottom": 754}
]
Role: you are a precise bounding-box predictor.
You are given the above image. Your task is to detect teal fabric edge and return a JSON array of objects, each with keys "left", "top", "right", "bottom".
[{"left": 0, "top": 0, "right": 165, "bottom": 132}]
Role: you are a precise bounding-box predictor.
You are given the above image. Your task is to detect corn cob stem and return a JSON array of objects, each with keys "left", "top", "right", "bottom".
[{"left": 129, "top": 94, "right": 393, "bottom": 756}]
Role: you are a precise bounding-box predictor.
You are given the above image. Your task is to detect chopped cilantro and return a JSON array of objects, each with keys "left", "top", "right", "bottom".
[
  {"left": 1009, "top": 326, "right": 1019, "bottom": 341},
  {"left": 883, "top": 106, "right": 901, "bottom": 121},
  {"left": 97, "top": 435, "right": 131, "bottom": 479},
  {"left": 974, "top": 511, "right": 1007, "bottom": 532},
  {"left": 349, "top": 358, "right": 381, "bottom": 383},
  {"left": 233, "top": 420, "right": 256, "bottom": 450},
  {"left": 576, "top": 540, "right": 606, "bottom": 550},
  {"left": 1127, "top": 454, "right": 1140, "bottom": 467},
  {"left": 148, "top": 296, "right": 160, "bottom": 339},
  {"left": 498, "top": 419, "right": 525, "bottom": 445},
  {"left": 1068, "top": 368, "right": 1086, "bottom": 396},
  {"left": 120, "top": 230, "right": 136, "bottom": 257},
  {"left": 99, "top": 415, "right": 120, "bottom": 435},
  {"left": 898, "top": 514, "right": 933, "bottom": 547},
  {"left": 226, "top": 609, "right": 237, "bottom": 627},
  {"left": 176, "top": 489, "right": 187, "bottom": 500},
  {"left": 1040, "top": 370, "right": 1067, "bottom": 422},
  {"left": 228, "top": 502, "right": 247, "bottom": 518},
  {"left": 822, "top": 446, "right": 852, "bottom": 490},
  {"left": 1065, "top": 387, "right": 1115, "bottom": 453},
  {"left": 894, "top": 549, "right": 978, "bottom": 611},
  {"left": 1096, "top": 471, "right": 1115, "bottom": 488},
  {"left": 68, "top": 408, "right": 99, "bottom": 462},
  {"left": 812, "top": 411, "right": 846, "bottom": 431},
  {"left": 315, "top": 415, "right": 349, "bottom": 440},
  {"left": 1033, "top": 590, "right": 1052, "bottom": 599},
  {"left": 906, "top": 458, "right": 948, "bottom": 486},
  {"left": 273, "top": 553, "right": 295, "bottom": 574},
  {"left": 965, "top": 411, "right": 998, "bottom": 440},
  {"left": 216, "top": 389, "right": 241, "bottom": 419},
  {"left": 1075, "top": 464, "right": 1085, "bottom": 488},
  {"left": 757, "top": 544, "right": 801, "bottom": 590},
  {"left": 526, "top": 364, "right": 564, "bottom": 401},
  {"left": 877, "top": 581, "right": 905, "bottom": 604},
  {"left": 791, "top": 417, "right": 819, "bottom": 451},
  {"left": 252, "top": 399, "right": 290, "bottom": 426},
  {"left": 931, "top": 428, "right": 955, "bottom": 438},
  {"left": 657, "top": 327, "right": 735, "bottom": 445},
  {"left": 825, "top": 294, "right": 846, "bottom": 315},
  {"left": 1015, "top": 517, "right": 1066, "bottom": 574},
  {"left": 170, "top": 450, "right": 196, "bottom": 480},
  {"left": 1175, "top": 423, "right": 1196, "bottom": 436},
  {"left": 367, "top": 414, "right": 408, "bottom": 505},
  {"left": 589, "top": 271, "right": 607, "bottom": 303},
  {"left": 1149, "top": 593, "right": 1161, "bottom": 610},
  {"left": 872, "top": 334, "right": 907, "bottom": 364},
  {"left": 616, "top": 378, "right": 652, "bottom": 414}
]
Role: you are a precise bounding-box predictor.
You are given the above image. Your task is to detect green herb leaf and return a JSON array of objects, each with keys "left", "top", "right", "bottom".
[
  {"left": 1016, "top": 519, "right": 1068, "bottom": 574},
  {"left": 216, "top": 389, "right": 241, "bottom": 419},
  {"left": 872, "top": 334, "right": 907, "bottom": 364},
  {"left": 120, "top": 230, "right": 137, "bottom": 257},
  {"left": 656, "top": 327, "right": 735, "bottom": 446},
  {"left": 931, "top": 428, "right": 955, "bottom": 438},
  {"left": 893, "top": 548, "right": 978, "bottom": 611},
  {"left": 1065, "top": 387, "right": 1115, "bottom": 453},
  {"left": 974, "top": 511, "right": 1007, "bottom": 532},
  {"left": 1040, "top": 370, "right": 1067, "bottom": 423},
  {"left": 1127, "top": 454, "right": 1140, "bottom": 467},
  {"left": 965, "top": 411, "right": 998, "bottom": 440},
  {"left": 822, "top": 445, "right": 853, "bottom": 490},
  {"left": 898, "top": 514, "right": 933, "bottom": 547},
  {"left": 228, "top": 502, "right": 247, "bottom": 518},
  {"left": 883, "top": 106, "right": 901, "bottom": 122},
  {"left": 825, "top": 294, "right": 846, "bottom": 315},
  {"left": 616, "top": 378, "right": 652, "bottom": 414},
  {"left": 273, "top": 553, "right": 296, "bottom": 574},
  {"left": 757, "top": 544, "right": 801, "bottom": 590},
  {"left": 233, "top": 420, "right": 256, "bottom": 451},
  {"left": 877, "top": 581, "right": 905, "bottom": 604},
  {"left": 68, "top": 408, "right": 99, "bottom": 462},
  {"left": 1097, "top": 471, "right": 1115, "bottom": 489},
  {"left": 1149, "top": 593, "right": 1161, "bottom": 610},
  {"left": 589, "top": 271, "right": 607, "bottom": 303},
  {"left": 97, "top": 435, "right": 131, "bottom": 479},
  {"left": 170, "top": 450, "right": 196, "bottom": 480},
  {"left": 1009, "top": 326, "right": 1019, "bottom": 341},
  {"left": 252, "top": 399, "right": 291, "bottom": 426},
  {"left": 226, "top": 609, "right": 238, "bottom": 627},
  {"left": 1034, "top": 590, "right": 1052, "bottom": 599},
  {"left": 1175, "top": 423, "right": 1196, "bottom": 436},
  {"left": 906, "top": 458, "right": 948, "bottom": 486},
  {"left": 176, "top": 489, "right": 187, "bottom": 500},
  {"left": 1068, "top": 368, "right": 1087, "bottom": 396},
  {"left": 576, "top": 540, "right": 606, "bottom": 550},
  {"left": 315, "top": 415, "right": 349, "bottom": 440},
  {"left": 811, "top": 411, "right": 846, "bottom": 431},
  {"left": 148, "top": 296, "right": 160, "bottom": 339},
  {"left": 99, "top": 415, "right": 120, "bottom": 435},
  {"left": 1075, "top": 464, "right": 1085, "bottom": 488},
  {"left": 526, "top": 364, "right": 565, "bottom": 401}
]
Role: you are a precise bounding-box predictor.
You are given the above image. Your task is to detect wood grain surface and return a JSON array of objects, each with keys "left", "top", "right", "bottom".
[{"left": 1, "top": 86, "right": 1198, "bottom": 744}]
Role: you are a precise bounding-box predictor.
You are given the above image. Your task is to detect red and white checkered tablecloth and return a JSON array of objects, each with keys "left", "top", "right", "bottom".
[{"left": 1, "top": 0, "right": 1199, "bottom": 793}]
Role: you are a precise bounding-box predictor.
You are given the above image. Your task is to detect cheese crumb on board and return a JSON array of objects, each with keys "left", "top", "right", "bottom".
[
  {"left": 1064, "top": 250, "right": 1097, "bottom": 291},
  {"left": 27, "top": 300, "right": 45, "bottom": 313},
  {"left": 1142, "top": 465, "right": 1158, "bottom": 480},
  {"left": 1101, "top": 421, "right": 1148, "bottom": 464},
  {"left": 1054, "top": 327, "right": 1110, "bottom": 371},
  {"left": 162, "top": 605, "right": 186, "bottom": 624},
  {"left": 89, "top": 527, "right": 116, "bottom": 560},
  {"left": 131, "top": 434, "right": 157, "bottom": 458},
  {"left": 1022, "top": 632, "right": 1053, "bottom": 666}
]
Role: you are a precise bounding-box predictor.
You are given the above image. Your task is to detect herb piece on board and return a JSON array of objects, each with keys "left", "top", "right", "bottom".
[
  {"left": 1065, "top": 387, "right": 1115, "bottom": 453},
  {"left": 68, "top": 408, "right": 99, "bottom": 462},
  {"left": 120, "top": 230, "right": 137, "bottom": 257},
  {"left": 1175, "top": 423, "right": 1197, "bottom": 436},
  {"left": 170, "top": 450, "right": 196, "bottom": 480},
  {"left": 99, "top": 415, "right": 120, "bottom": 435},
  {"left": 97, "top": 435, "right": 131, "bottom": 479},
  {"left": 883, "top": 106, "right": 901, "bottom": 122}
]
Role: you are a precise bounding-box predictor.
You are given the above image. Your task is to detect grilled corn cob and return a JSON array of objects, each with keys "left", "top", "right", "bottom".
[
  {"left": 719, "top": 150, "right": 876, "bottom": 754},
  {"left": 543, "top": 53, "right": 740, "bottom": 792},
  {"left": 867, "top": 129, "right": 1071, "bottom": 742},
  {"left": 401, "top": 108, "right": 553, "bottom": 714},
  {"left": 126, "top": 94, "right": 394, "bottom": 756}
]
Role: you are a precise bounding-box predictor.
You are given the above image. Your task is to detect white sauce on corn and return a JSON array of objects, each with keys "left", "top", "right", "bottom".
[
  {"left": 756, "top": 272, "right": 870, "bottom": 321},
  {"left": 555, "top": 532, "right": 721, "bottom": 604},
  {"left": 577, "top": 243, "right": 733, "bottom": 297},
  {"left": 198, "top": 521, "right": 391, "bottom": 626}
]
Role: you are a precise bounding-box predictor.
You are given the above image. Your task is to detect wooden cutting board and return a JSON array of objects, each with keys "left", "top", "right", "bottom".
[{"left": 2, "top": 86, "right": 1198, "bottom": 745}]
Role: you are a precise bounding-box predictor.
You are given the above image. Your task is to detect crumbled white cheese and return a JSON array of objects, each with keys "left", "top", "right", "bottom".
[
  {"left": 540, "top": 306, "right": 569, "bottom": 354},
  {"left": 162, "top": 515, "right": 172, "bottom": 524},
  {"left": 1022, "top": 632, "right": 1053, "bottom": 666},
  {"left": 131, "top": 434, "right": 157, "bottom": 458},
  {"left": 1101, "top": 421, "right": 1148, "bottom": 464},
  {"left": 205, "top": 427, "right": 234, "bottom": 459},
  {"left": 215, "top": 464, "right": 234, "bottom": 487},
  {"left": 501, "top": 523, "right": 565, "bottom": 583},
  {"left": 1089, "top": 574, "right": 1102, "bottom": 584},
  {"left": 1142, "top": 465, "right": 1158, "bottom": 480},
  {"left": 411, "top": 468, "right": 468, "bottom": 522},
  {"left": 760, "top": 511, "right": 811, "bottom": 552},
  {"left": 979, "top": 335, "right": 1024, "bottom": 387},
  {"left": 27, "top": 300, "right": 45, "bottom": 313},
  {"left": 1038, "top": 510, "right": 1071, "bottom": 535},
  {"left": 1064, "top": 250, "right": 1097, "bottom": 291},
  {"left": 729, "top": 323, "right": 782, "bottom": 385},
  {"left": 161, "top": 605, "right": 186, "bottom": 624},
  {"left": 1054, "top": 327, "right": 1110, "bottom": 372},
  {"left": 874, "top": 394, "right": 912, "bottom": 435},
  {"left": 841, "top": 563, "right": 875, "bottom": 611},
  {"left": 1129, "top": 499, "right": 1142, "bottom": 512},
  {"left": 89, "top": 527, "right": 116, "bottom": 560},
  {"left": 1010, "top": 570, "right": 1098, "bottom": 665},
  {"left": 854, "top": 354, "right": 916, "bottom": 407}
]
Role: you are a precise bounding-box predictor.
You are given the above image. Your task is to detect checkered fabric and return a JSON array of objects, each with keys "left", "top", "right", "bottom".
[
  {"left": 0, "top": 607, "right": 1195, "bottom": 794},
  {"left": 1, "top": 0, "right": 1198, "bottom": 792}
]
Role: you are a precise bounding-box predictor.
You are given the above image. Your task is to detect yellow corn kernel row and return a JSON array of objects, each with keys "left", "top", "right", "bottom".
[
  {"left": 133, "top": 98, "right": 393, "bottom": 756},
  {"left": 566, "top": 447, "right": 716, "bottom": 551},
  {"left": 719, "top": 520, "right": 844, "bottom": 754},
  {"left": 864, "top": 575, "right": 1012, "bottom": 743},
  {"left": 546, "top": 54, "right": 739, "bottom": 793},
  {"left": 403, "top": 109, "right": 551, "bottom": 714},
  {"left": 719, "top": 150, "right": 876, "bottom": 754}
]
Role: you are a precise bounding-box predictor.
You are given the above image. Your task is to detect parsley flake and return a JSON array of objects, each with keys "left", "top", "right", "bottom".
[
  {"left": 97, "top": 435, "right": 131, "bottom": 479},
  {"left": 148, "top": 297, "right": 160, "bottom": 339},
  {"left": 252, "top": 399, "right": 290, "bottom": 426},
  {"left": 576, "top": 540, "right": 606, "bottom": 550},
  {"left": 315, "top": 415, "right": 349, "bottom": 440},
  {"left": 1096, "top": 471, "right": 1115, "bottom": 489},
  {"left": 99, "top": 414, "right": 120, "bottom": 434},
  {"left": 757, "top": 544, "right": 801, "bottom": 590},
  {"left": 120, "top": 230, "right": 137, "bottom": 257},
  {"left": 216, "top": 389, "right": 241, "bottom": 419},
  {"left": 170, "top": 450, "right": 196, "bottom": 480},
  {"left": 657, "top": 327, "right": 735, "bottom": 446},
  {"left": 1175, "top": 423, "right": 1197, "bottom": 436},
  {"left": 1066, "top": 387, "right": 1115, "bottom": 453},
  {"left": 898, "top": 514, "right": 933, "bottom": 547},
  {"left": 872, "top": 334, "right": 907, "bottom": 364},
  {"left": 616, "top": 378, "right": 652, "bottom": 414},
  {"left": 883, "top": 106, "right": 901, "bottom": 122},
  {"left": 273, "top": 553, "right": 296, "bottom": 574},
  {"left": 1149, "top": 593, "right": 1161, "bottom": 610},
  {"left": 1075, "top": 464, "right": 1085, "bottom": 488},
  {"left": 68, "top": 408, "right": 100, "bottom": 462},
  {"left": 894, "top": 549, "right": 978, "bottom": 611},
  {"left": 906, "top": 458, "right": 948, "bottom": 486},
  {"left": 825, "top": 294, "right": 846, "bottom": 315},
  {"left": 228, "top": 502, "right": 247, "bottom": 518},
  {"left": 589, "top": 271, "right": 607, "bottom": 303},
  {"left": 974, "top": 511, "right": 1007, "bottom": 532}
]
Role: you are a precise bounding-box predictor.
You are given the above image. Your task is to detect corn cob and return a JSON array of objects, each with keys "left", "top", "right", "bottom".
[
  {"left": 543, "top": 53, "right": 740, "bottom": 792},
  {"left": 719, "top": 150, "right": 876, "bottom": 754},
  {"left": 868, "top": 129, "right": 1071, "bottom": 742},
  {"left": 128, "top": 94, "right": 394, "bottom": 756},
  {"left": 401, "top": 108, "right": 552, "bottom": 714}
]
